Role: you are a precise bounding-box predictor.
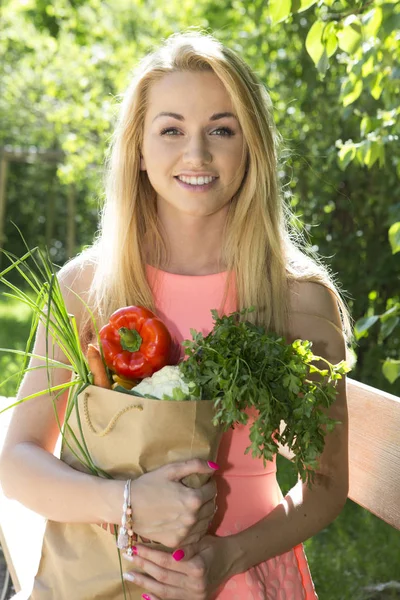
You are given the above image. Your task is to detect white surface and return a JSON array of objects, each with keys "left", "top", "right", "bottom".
[{"left": 0, "top": 400, "right": 46, "bottom": 595}]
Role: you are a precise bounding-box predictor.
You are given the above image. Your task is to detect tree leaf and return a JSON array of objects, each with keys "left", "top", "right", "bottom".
[
  {"left": 382, "top": 359, "right": 400, "bottom": 384},
  {"left": 317, "top": 48, "right": 329, "bottom": 75},
  {"left": 342, "top": 77, "right": 363, "bottom": 107},
  {"left": 363, "top": 7, "right": 383, "bottom": 38},
  {"left": 337, "top": 16, "right": 362, "bottom": 54},
  {"left": 291, "top": 0, "right": 318, "bottom": 13},
  {"left": 361, "top": 54, "right": 375, "bottom": 78},
  {"left": 370, "top": 72, "right": 384, "bottom": 100},
  {"left": 305, "top": 21, "right": 325, "bottom": 66},
  {"left": 360, "top": 115, "right": 372, "bottom": 137},
  {"left": 365, "top": 140, "right": 381, "bottom": 169},
  {"left": 338, "top": 143, "right": 356, "bottom": 170},
  {"left": 380, "top": 306, "right": 399, "bottom": 320},
  {"left": 354, "top": 315, "right": 379, "bottom": 339},
  {"left": 380, "top": 316, "right": 399, "bottom": 340},
  {"left": 326, "top": 29, "right": 338, "bottom": 58},
  {"left": 269, "top": 0, "right": 292, "bottom": 24},
  {"left": 388, "top": 222, "right": 400, "bottom": 254}
]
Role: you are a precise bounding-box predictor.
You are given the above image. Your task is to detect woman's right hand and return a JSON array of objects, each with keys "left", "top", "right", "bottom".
[{"left": 128, "top": 459, "right": 219, "bottom": 548}]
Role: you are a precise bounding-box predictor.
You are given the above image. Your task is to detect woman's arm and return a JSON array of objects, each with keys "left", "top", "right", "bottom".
[
  {"left": 228, "top": 281, "right": 349, "bottom": 575},
  {"left": 0, "top": 257, "right": 124, "bottom": 525}
]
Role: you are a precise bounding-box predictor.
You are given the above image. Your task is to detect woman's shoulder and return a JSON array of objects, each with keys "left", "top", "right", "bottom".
[
  {"left": 58, "top": 247, "right": 98, "bottom": 296},
  {"left": 288, "top": 279, "right": 340, "bottom": 322},
  {"left": 56, "top": 247, "right": 99, "bottom": 323},
  {"left": 287, "top": 279, "right": 346, "bottom": 363}
]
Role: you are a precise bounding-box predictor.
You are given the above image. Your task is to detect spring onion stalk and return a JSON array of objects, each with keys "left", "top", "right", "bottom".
[{"left": 0, "top": 235, "right": 128, "bottom": 599}]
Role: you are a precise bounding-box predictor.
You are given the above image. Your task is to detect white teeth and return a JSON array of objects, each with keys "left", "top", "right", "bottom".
[{"left": 178, "top": 175, "right": 215, "bottom": 186}]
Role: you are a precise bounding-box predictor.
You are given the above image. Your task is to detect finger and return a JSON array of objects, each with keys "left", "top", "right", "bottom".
[
  {"left": 123, "top": 553, "right": 193, "bottom": 590},
  {"left": 170, "top": 543, "right": 202, "bottom": 564},
  {"left": 170, "top": 533, "right": 215, "bottom": 564},
  {"left": 124, "top": 544, "right": 188, "bottom": 574},
  {"left": 196, "top": 478, "right": 218, "bottom": 505},
  {"left": 166, "top": 458, "right": 219, "bottom": 482},
  {"left": 123, "top": 551, "right": 206, "bottom": 596},
  {"left": 124, "top": 543, "right": 205, "bottom": 578},
  {"left": 196, "top": 497, "right": 217, "bottom": 521},
  {"left": 123, "top": 564, "right": 188, "bottom": 599}
]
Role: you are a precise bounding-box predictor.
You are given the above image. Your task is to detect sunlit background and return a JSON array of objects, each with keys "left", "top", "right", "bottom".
[{"left": 0, "top": 1, "right": 399, "bottom": 598}]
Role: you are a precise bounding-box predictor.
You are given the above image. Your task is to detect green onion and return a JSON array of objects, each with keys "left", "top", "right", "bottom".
[{"left": 0, "top": 232, "right": 128, "bottom": 598}]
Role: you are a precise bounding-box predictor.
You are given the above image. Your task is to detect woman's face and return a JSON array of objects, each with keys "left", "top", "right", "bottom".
[{"left": 140, "top": 70, "right": 247, "bottom": 219}]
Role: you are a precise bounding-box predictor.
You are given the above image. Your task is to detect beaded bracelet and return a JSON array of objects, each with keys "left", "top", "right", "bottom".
[{"left": 116, "top": 479, "right": 136, "bottom": 555}]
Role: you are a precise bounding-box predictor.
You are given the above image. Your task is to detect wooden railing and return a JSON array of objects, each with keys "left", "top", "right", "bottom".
[
  {"left": 346, "top": 378, "right": 400, "bottom": 530},
  {"left": 0, "top": 377, "right": 399, "bottom": 595}
]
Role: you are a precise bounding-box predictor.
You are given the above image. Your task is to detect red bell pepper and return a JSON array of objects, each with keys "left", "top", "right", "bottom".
[{"left": 99, "top": 306, "right": 172, "bottom": 380}]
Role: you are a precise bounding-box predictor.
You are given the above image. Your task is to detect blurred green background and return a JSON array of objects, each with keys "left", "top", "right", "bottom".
[{"left": 0, "top": 0, "right": 399, "bottom": 598}]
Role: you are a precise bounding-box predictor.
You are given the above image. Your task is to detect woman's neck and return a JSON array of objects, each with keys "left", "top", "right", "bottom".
[{"left": 149, "top": 205, "right": 229, "bottom": 275}]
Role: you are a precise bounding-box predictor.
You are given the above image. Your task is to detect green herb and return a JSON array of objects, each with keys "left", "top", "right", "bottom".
[{"left": 180, "top": 307, "right": 351, "bottom": 486}]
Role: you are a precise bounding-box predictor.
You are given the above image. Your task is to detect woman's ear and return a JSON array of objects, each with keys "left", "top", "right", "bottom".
[{"left": 140, "top": 153, "right": 146, "bottom": 171}]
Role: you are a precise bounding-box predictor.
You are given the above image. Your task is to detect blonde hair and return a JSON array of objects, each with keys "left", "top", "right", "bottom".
[{"left": 80, "top": 30, "right": 354, "bottom": 360}]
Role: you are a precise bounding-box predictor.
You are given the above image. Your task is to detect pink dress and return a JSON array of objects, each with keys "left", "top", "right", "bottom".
[{"left": 147, "top": 265, "right": 318, "bottom": 600}]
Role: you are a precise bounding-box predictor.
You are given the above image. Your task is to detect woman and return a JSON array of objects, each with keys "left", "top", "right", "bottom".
[{"left": 0, "top": 30, "right": 353, "bottom": 599}]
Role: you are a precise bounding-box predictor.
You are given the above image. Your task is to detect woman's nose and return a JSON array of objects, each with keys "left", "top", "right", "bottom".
[{"left": 183, "top": 136, "right": 212, "bottom": 166}]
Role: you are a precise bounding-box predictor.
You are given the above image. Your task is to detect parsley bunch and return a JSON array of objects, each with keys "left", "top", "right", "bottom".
[{"left": 180, "top": 308, "right": 351, "bottom": 486}]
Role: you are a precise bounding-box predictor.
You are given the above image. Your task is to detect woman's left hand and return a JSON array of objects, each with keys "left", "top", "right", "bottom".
[{"left": 123, "top": 534, "right": 239, "bottom": 599}]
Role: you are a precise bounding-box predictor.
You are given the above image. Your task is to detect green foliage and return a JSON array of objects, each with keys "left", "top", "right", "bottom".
[
  {"left": 1, "top": 0, "right": 399, "bottom": 394},
  {"left": 277, "top": 455, "right": 400, "bottom": 598},
  {"left": 288, "top": 0, "right": 400, "bottom": 176},
  {"left": 180, "top": 308, "right": 350, "bottom": 485},
  {"left": 0, "top": 3, "right": 399, "bottom": 591},
  {"left": 0, "top": 296, "right": 33, "bottom": 398},
  {"left": 264, "top": 0, "right": 400, "bottom": 388},
  {"left": 307, "top": 496, "right": 400, "bottom": 599},
  {"left": 389, "top": 221, "right": 400, "bottom": 254},
  {"left": 353, "top": 224, "right": 400, "bottom": 382}
]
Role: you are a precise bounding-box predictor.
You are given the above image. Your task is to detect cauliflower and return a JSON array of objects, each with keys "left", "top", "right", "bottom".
[{"left": 133, "top": 365, "right": 192, "bottom": 400}]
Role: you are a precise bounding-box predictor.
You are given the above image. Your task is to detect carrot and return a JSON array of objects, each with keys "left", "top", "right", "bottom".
[{"left": 87, "top": 344, "right": 112, "bottom": 389}]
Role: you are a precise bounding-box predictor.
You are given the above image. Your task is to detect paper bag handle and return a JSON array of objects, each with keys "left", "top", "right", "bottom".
[{"left": 83, "top": 391, "right": 143, "bottom": 437}]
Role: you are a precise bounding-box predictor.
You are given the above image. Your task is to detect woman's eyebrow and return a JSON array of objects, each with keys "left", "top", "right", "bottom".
[{"left": 152, "top": 111, "right": 238, "bottom": 122}]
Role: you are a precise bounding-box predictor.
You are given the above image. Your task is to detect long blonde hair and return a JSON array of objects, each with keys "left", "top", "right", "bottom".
[{"left": 80, "top": 30, "right": 354, "bottom": 358}]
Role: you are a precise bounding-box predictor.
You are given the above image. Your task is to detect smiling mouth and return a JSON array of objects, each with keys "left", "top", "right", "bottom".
[
  {"left": 174, "top": 175, "right": 218, "bottom": 183},
  {"left": 174, "top": 176, "right": 219, "bottom": 191}
]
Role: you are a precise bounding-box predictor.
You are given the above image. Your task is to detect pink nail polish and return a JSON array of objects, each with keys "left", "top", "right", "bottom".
[
  {"left": 142, "top": 595, "right": 151, "bottom": 600},
  {"left": 207, "top": 461, "right": 219, "bottom": 470},
  {"left": 172, "top": 548, "right": 185, "bottom": 561}
]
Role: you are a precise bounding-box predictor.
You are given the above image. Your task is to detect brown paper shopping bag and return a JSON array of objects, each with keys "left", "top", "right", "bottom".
[{"left": 31, "top": 385, "right": 223, "bottom": 600}]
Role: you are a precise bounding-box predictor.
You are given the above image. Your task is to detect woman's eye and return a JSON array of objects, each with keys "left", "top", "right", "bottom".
[
  {"left": 211, "top": 127, "right": 235, "bottom": 137},
  {"left": 160, "top": 127, "right": 235, "bottom": 137},
  {"left": 160, "top": 127, "right": 180, "bottom": 136}
]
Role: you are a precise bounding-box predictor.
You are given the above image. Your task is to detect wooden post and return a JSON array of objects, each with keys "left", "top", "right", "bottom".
[
  {"left": 66, "top": 185, "right": 76, "bottom": 258},
  {"left": 0, "top": 155, "right": 9, "bottom": 262}
]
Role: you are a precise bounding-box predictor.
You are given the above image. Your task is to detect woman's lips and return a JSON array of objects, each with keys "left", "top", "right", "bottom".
[{"left": 174, "top": 176, "right": 218, "bottom": 192}]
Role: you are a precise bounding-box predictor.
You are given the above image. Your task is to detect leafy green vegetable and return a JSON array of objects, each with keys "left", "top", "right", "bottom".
[{"left": 180, "top": 307, "right": 351, "bottom": 486}]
